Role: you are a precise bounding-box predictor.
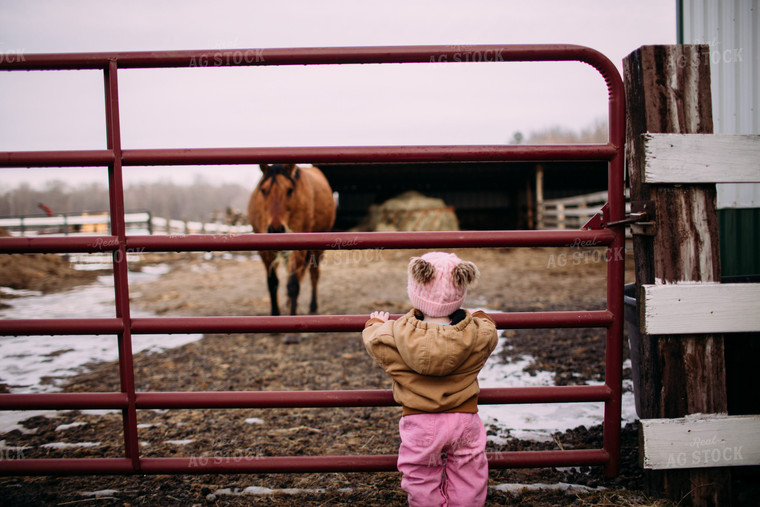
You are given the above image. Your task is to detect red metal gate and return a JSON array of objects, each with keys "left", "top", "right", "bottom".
[{"left": 0, "top": 45, "right": 626, "bottom": 477}]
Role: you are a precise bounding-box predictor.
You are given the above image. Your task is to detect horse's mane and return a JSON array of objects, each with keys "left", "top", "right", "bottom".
[{"left": 261, "top": 164, "right": 300, "bottom": 186}]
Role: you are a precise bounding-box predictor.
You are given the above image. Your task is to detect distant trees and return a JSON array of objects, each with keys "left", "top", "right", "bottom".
[
  {"left": 0, "top": 181, "right": 109, "bottom": 217},
  {"left": 0, "top": 177, "right": 251, "bottom": 222},
  {"left": 510, "top": 119, "right": 608, "bottom": 145},
  {"left": 123, "top": 177, "right": 250, "bottom": 222}
]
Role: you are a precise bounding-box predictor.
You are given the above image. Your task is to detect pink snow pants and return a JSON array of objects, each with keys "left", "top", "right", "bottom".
[{"left": 397, "top": 412, "right": 488, "bottom": 507}]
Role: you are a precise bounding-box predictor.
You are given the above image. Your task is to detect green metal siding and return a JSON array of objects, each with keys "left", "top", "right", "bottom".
[{"left": 719, "top": 208, "right": 760, "bottom": 276}]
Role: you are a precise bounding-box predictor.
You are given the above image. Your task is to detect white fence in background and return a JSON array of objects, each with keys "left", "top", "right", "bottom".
[
  {"left": 0, "top": 212, "right": 252, "bottom": 237},
  {"left": 537, "top": 190, "right": 631, "bottom": 230}
]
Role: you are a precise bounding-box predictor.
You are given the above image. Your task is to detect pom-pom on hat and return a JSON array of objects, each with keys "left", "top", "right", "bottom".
[{"left": 407, "top": 252, "right": 480, "bottom": 317}]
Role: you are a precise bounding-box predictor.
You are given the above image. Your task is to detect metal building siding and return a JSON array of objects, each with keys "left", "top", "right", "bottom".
[{"left": 681, "top": 0, "right": 760, "bottom": 209}]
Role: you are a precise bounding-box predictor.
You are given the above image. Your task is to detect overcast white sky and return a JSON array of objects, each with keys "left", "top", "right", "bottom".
[{"left": 0, "top": 0, "right": 676, "bottom": 190}]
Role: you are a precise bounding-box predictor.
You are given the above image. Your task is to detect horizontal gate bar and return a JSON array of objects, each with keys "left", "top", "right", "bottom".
[
  {"left": 0, "top": 449, "right": 609, "bottom": 476},
  {"left": 0, "top": 385, "right": 610, "bottom": 411},
  {"left": 0, "top": 44, "right": 620, "bottom": 72},
  {"left": 0, "top": 385, "right": 611, "bottom": 410},
  {"left": 0, "top": 229, "right": 617, "bottom": 254},
  {"left": 0, "top": 393, "right": 129, "bottom": 410},
  {"left": 0, "top": 311, "right": 613, "bottom": 336},
  {"left": 142, "top": 454, "right": 400, "bottom": 474},
  {"left": 142, "top": 449, "right": 609, "bottom": 474},
  {"left": 130, "top": 311, "right": 613, "bottom": 334},
  {"left": 134, "top": 390, "right": 396, "bottom": 409},
  {"left": 0, "top": 318, "right": 124, "bottom": 335},
  {"left": 0, "top": 458, "right": 135, "bottom": 475},
  {"left": 488, "top": 449, "right": 610, "bottom": 469},
  {"left": 0, "top": 150, "right": 115, "bottom": 168},
  {"left": 121, "top": 144, "right": 618, "bottom": 165},
  {"left": 127, "top": 230, "right": 616, "bottom": 252},
  {"left": 0, "top": 236, "right": 121, "bottom": 254},
  {"left": 0, "top": 144, "right": 617, "bottom": 169},
  {"left": 134, "top": 385, "right": 611, "bottom": 409},
  {"left": 480, "top": 385, "right": 612, "bottom": 404}
]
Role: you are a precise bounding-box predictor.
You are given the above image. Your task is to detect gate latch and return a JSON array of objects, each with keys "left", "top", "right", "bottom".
[
  {"left": 606, "top": 212, "right": 647, "bottom": 227},
  {"left": 606, "top": 201, "right": 656, "bottom": 236}
]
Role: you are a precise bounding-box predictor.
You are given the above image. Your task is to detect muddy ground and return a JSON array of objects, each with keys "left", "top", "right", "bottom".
[{"left": 0, "top": 246, "right": 679, "bottom": 506}]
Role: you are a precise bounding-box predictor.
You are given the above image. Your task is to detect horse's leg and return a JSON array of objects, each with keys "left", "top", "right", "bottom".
[
  {"left": 261, "top": 252, "right": 280, "bottom": 316},
  {"left": 286, "top": 251, "right": 307, "bottom": 315},
  {"left": 307, "top": 250, "right": 323, "bottom": 314},
  {"left": 268, "top": 267, "right": 280, "bottom": 316}
]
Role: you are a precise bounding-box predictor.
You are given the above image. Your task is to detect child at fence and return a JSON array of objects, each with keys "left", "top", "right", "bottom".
[{"left": 362, "top": 251, "right": 498, "bottom": 506}]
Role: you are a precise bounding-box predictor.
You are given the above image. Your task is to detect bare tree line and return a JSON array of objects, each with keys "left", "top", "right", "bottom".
[
  {"left": 509, "top": 119, "right": 608, "bottom": 145},
  {"left": 0, "top": 177, "right": 252, "bottom": 223}
]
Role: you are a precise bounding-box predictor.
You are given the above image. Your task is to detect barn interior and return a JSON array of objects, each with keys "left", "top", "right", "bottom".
[{"left": 318, "top": 161, "right": 608, "bottom": 231}]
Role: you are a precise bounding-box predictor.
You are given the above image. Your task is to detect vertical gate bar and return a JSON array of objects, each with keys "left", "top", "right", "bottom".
[
  {"left": 104, "top": 60, "right": 140, "bottom": 472},
  {"left": 602, "top": 75, "right": 626, "bottom": 477}
]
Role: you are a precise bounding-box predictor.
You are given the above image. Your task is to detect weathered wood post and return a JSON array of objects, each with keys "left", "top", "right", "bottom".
[{"left": 623, "top": 45, "right": 730, "bottom": 505}]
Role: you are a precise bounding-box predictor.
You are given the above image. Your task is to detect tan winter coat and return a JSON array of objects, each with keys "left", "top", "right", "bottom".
[{"left": 362, "top": 309, "right": 498, "bottom": 415}]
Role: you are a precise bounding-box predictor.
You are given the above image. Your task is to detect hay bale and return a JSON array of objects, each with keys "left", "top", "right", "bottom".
[
  {"left": 0, "top": 228, "right": 100, "bottom": 294},
  {"left": 355, "top": 191, "right": 459, "bottom": 232}
]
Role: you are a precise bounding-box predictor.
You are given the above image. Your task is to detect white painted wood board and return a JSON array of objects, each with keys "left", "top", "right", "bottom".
[
  {"left": 640, "top": 414, "right": 760, "bottom": 470},
  {"left": 642, "top": 283, "right": 760, "bottom": 334},
  {"left": 643, "top": 134, "right": 760, "bottom": 183}
]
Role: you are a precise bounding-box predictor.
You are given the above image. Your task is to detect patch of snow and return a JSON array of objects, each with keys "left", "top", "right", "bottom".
[
  {"left": 0, "top": 287, "right": 42, "bottom": 297},
  {"left": 41, "top": 441, "right": 100, "bottom": 449},
  {"left": 621, "top": 380, "right": 638, "bottom": 422},
  {"left": 555, "top": 466, "right": 583, "bottom": 474},
  {"left": 80, "top": 409, "right": 118, "bottom": 417},
  {"left": 0, "top": 411, "right": 47, "bottom": 434},
  {"left": 210, "top": 486, "right": 326, "bottom": 499},
  {"left": 164, "top": 439, "right": 193, "bottom": 446},
  {"left": 55, "top": 421, "right": 86, "bottom": 431},
  {"left": 244, "top": 418, "right": 264, "bottom": 425},
  {"left": 490, "top": 481, "right": 604, "bottom": 494},
  {"left": 79, "top": 489, "right": 119, "bottom": 498}
]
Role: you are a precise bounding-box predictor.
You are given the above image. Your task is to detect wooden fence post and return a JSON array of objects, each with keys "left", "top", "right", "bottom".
[{"left": 623, "top": 45, "right": 730, "bottom": 506}]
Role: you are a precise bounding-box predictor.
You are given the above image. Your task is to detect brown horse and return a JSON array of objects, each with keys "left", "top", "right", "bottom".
[{"left": 248, "top": 164, "right": 336, "bottom": 315}]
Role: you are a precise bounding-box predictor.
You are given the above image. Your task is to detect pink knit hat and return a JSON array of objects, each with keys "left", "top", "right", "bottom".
[{"left": 407, "top": 252, "right": 480, "bottom": 317}]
